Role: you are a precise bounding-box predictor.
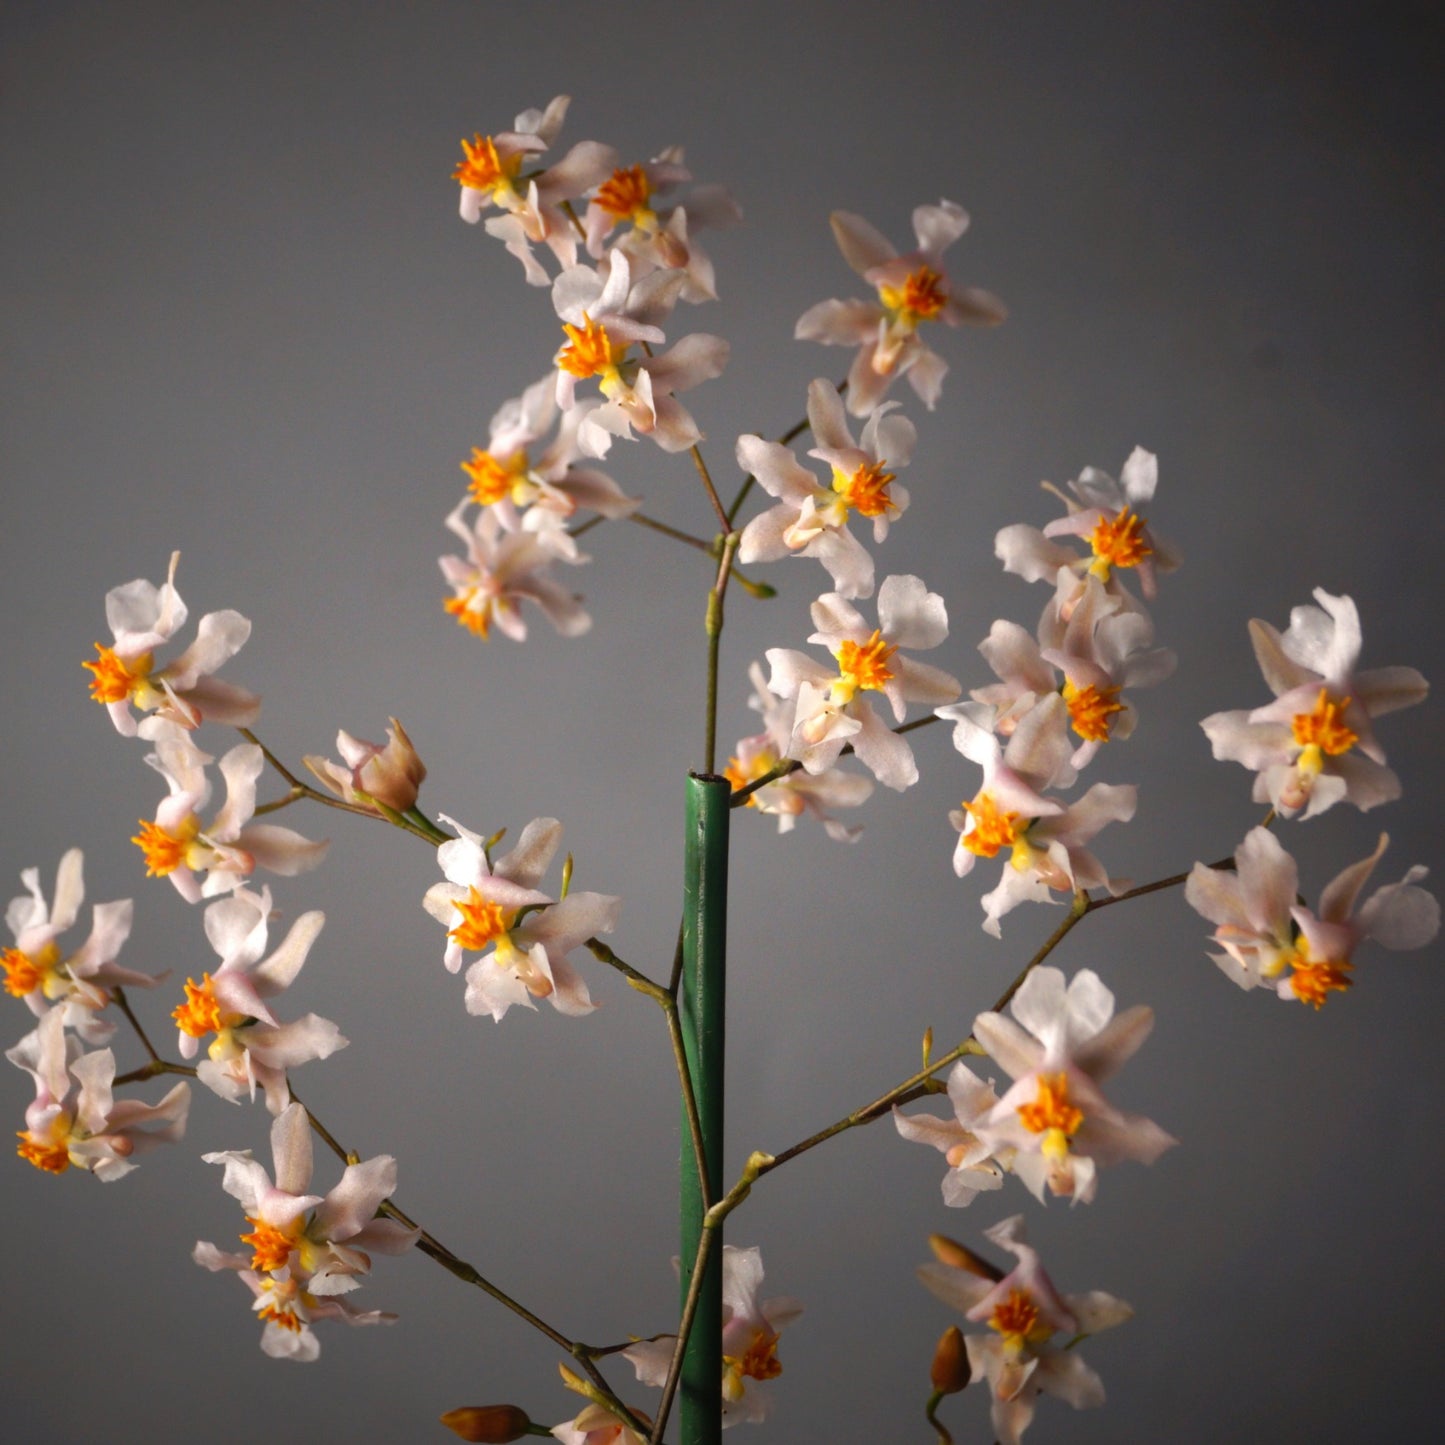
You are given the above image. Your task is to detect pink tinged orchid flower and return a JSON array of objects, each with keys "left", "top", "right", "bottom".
[
  {"left": 82, "top": 551, "right": 260, "bottom": 737},
  {"left": 1201, "top": 588, "right": 1428, "bottom": 818},
  {"left": 552, "top": 251, "right": 729, "bottom": 456},
  {"left": 724, "top": 662, "right": 874, "bottom": 842},
  {"left": 303, "top": 717, "right": 426, "bottom": 817},
  {"left": 971, "top": 573, "right": 1176, "bottom": 770},
  {"left": 766, "top": 575, "right": 961, "bottom": 791},
  {"left": 622, "top": 1245, "right": 803, "bottom": 1428},
  {"left": 452, "top": 95, "right": 618, "bottom": 285},
  {"left": 4, "top": 848, "right": 159, "bottom": 1045},
  {"left": 737, "top": 379, "right": 914, "bottom": 600},
  {"left": 132, "top": 720, "right": 328, "bottom": 902},
  {"left": 938, "top": 697, "right": 1135, "bottom": 936},
  {"left": 460, "top": 374, "right": 640, "bottom": 548},
  {"left": 194, "top": 1100, "right": 416, "bottom": 1359},
  {"left": 795, "top": 201, "right": 1006, "bottom": 415},
  {"left": 995, "top": 447, "right": 1181, "bottom": 608},
  {"left": 918, "top": 1215, "right": 1132, "bottom": 1445},
  {"left": 971, "top": 968, "right": 1175, "bottom": 1203},
  {"left": 422, "top": 816, "right": 619, "bottom": 1022},
  {"left": 1187, "top": 827, "right": 1438, "bottom": 1005},
  {"left": 551, "top": 1404, "right": 650, "bottom": 1445},
  {"left": 584, "top": 146, "right": 741, "bottom": 304},
  {"left": 8, "top": 1007, "right": 189, "bottom": 1181},
  {"left": 172, "top": 888, "right": 344, "bottom": 1114},
  {"left": 440, "top": 503, "right": 592, "bottom": 642},
  {"left": 893, "top": 1061, "right": 1010, "bottom": 1206}
]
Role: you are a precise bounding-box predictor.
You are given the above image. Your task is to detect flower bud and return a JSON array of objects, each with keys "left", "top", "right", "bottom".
[
  {"left": 439, "top": 1404, "right": 533, "bottom": 1443},
  {"left": 930, "top": 1324, "right": 970, "bottom": 1394},
  {"left": 304, "top": 717, "right": 426, "bottom": 814},
  {"left": 928, "top": 1233, "right": 1003, "bottom": 1281}
]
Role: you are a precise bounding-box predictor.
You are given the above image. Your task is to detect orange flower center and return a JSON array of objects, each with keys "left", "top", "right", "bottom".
[
  {"left": 258, "top": 1303, "right": 304, "bottom": 1333},
  {"left": 1286, "top": 938, "right": 1353, "bottom": 1009},
  {"left": 835, "top": 630, "right": 897, "bottom": 696},
  {"left": 879, "top": 265, "right": 948, "bottom": 321},
  {"left": 833, "top": 460, "right": 896, "bottom": 518},
  {"left": 1017, "top": 1072, "right": 1084, "bottom": 1151},
  {"left": 462, "top": 448, "right": 528, "bottom": 507},
  {"left": 452, "top": 134, "right": 520, "bottom": 197},
  {"left": 1087, "top": 507, "right": 1151, "bottom": 576},
  {"left": 727, "top": 1325, "right": 783, "bottom": 1383},
  {"left": 1291, "top": 689, "right": 1358, "bottom": 757},
  {"left": 449, "top": 888, "right": 514, "bottom": 953},
  {"left": 594, "top": 164, "right": 653, "bottom": 220},
  {"left": 988, "top": 1288, "right": 1050, "bottom": 1347},
  {"left": 557, "top": 314, "right": 624, "bottom": 380},
  {"left": 444, "top": 589, "right": 493, "bottom": 640},
  {"left": 1063, "top": 679, "right": 1125, "bottom": 742},
  {"left": 961, "top": 793, "right": 1023, "bottom": 858},
  {"left": 3, "top": 947, "right": 44, "bottom": 998},
  {"left": 133, "top": 816, "right": 198, "bottom": 877},
  {"left": 83, "top": 644, "right": 153, "bottom": 704},
  {"left": 724, "top": 748, "right": 781, "bottom": 808},
  {"left": 17, "top": 1127, "right": 71, "bottom": 1175},
  {"left": 173, "top": 973, "right": 224, "bottom": 1039},
  {"left": 241, "top": 1216, "right": 297, "bottom": 1273}
]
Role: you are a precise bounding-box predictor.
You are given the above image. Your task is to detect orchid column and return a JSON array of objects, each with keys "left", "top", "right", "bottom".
[{"left": 679, "top": 773, "right": 729, "bottom": 1445}]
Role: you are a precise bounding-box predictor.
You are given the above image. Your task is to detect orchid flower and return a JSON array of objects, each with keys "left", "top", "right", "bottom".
[
  {"left": 1201, "top": 588, "right": 1428, "bottom": 817},
  {"left": 303, "top": 718, "right": 426, "bottom": 817},
  {"left": 766, "top": 574, "right": 960, "bottom": 790},
  {"left": 1186, "top": 827, "right": 1438, "bottom": 1004},
  {"left": 795, "top": 201, "right": 1006, "bottom": 415},
  {"left": 970, "top": 967, "right": 1175, "bottom": 1203},
  {"left": 8, "top": 1007, "right": 189, "bottom": 1181},
  {"left": 133, "top": 720, "right": 328, "bottom": 902},
  {"left": 893, "top": 1061, "right": 1010, "bottom": 1206},
  {"left": 737, "top": 379, "right": 914, "bottom": 599},
  {"left": 4, "top": 848, "right": 159, "bottom": 1045},
  {"left": 422, "top": 816, "right": 618, "bottom": 1022},
  {"left": 172, "top": 887, "right": 344, "bottom": 1113},
  {"left": 918, "top": 1215, "right": 1131, "bottom": 1445},
  {"left": 83, "top": 551, "right": 259, "bottom": 736}
]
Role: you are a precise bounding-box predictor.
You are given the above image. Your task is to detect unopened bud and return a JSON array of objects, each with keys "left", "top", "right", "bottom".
[
  {"left": 439, "top": 1404, "right": 532, "bottom": 1442},
  {"left": 930, "top": 1325, "right": 970, "bottom": 1394},
  {"left": 928, "top": 1233, "right": 1004, "bottom": 1281}
]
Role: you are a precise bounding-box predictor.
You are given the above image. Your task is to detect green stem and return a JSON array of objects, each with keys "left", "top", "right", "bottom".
[{"left": 675, "top": 775, "right": 730, "bottom": 1445}]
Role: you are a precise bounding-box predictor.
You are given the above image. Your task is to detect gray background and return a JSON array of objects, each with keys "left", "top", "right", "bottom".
[{"left": 3, "top": 2, "right": 1441, "bottom": 1441}]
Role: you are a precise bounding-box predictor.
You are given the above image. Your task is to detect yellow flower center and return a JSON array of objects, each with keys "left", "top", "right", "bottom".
[
  {"left": 556, "top": 313, "right": 625, "bottom": 381},
  {"left": 1017, "top": 1072, "right": 1084, "bottom": 1161},
  {"left": 1291, "top": 689, "right": 1358, "bottom": 758},
  {"left": 241, "top": 1216, "right": 297, "bottom": 1273},
  {"left": 172, "top": 973, "right": 226, "bottom": 1039},
  {"left": 462, "top": 447, "right": 530, "bottom": 507},
  {"left": 832, "top": 630, "right": 896, "bottom": 703},
  {"left": 724, "top": 1324, "right": 783, "bottom": 1385},
  {"left": 1087, "top": 507, "right": 1151, "bottom": 578},
  {"left": 832, "top": 460, "right": 896, "bottom": 519},
  {"left": 988, "top": 1287, "right": 1051, "bottom": 1350},
  {"left": 1063, "top": 678, "right": 1125, "bottom": 742},
  {"left": 258, "top": 1302, "right": 304, "bottom": 1332},
  {"left": 3, "top": 942, "right": 59, "bottom": 998},
  {"left": 594, "top": 164, "right": 655, "bottom": 224},
  {"left": 444, "top": 589, "right": 493, "bottom": 640},
  {"left": 452, "top": 134, "right": 521, "bottom": 199},
  {"left": 449, "top": 888, "right": 515, "bottom": 953},
  {"left": 724, "top": 748, "right": 781, "bottom": 808},
  {"left": 1285, "top": 937, "right": 1353, "bottom": 1009},
  {"left": 132, "top": 815, "right": 200, "bottom": 877},
  {"left": 16, "top": 1118, "right": 73, "bottom": 1175},
  {"left": 878, "top": 265, "right": 948, "bottom": 322},
  {"left": 961, "top": 793, "right": 1023, "bottom": 858},
  {"left": 83, "top": 645, "right": 154, "bottom": 705}
]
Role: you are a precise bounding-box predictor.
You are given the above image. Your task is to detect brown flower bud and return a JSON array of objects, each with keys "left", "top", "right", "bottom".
[
  {"left": 928, "top": 1233, "right": 1004, "bottom": 1280},
  {"left": 930, "top": 1324, "right": 970, "bottom": 1395},
  {"left": 439, "top": 1404, "right": 533, "bottom": 1443}
]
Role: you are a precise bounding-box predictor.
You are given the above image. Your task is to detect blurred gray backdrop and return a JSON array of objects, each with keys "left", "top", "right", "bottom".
[{"left": 3, "top": 2, "right": 1441, "bottom": 1441}]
